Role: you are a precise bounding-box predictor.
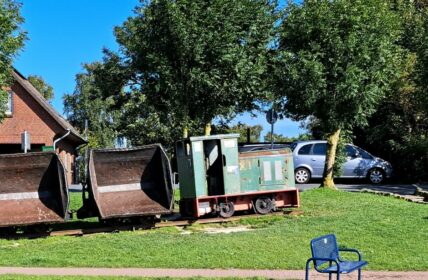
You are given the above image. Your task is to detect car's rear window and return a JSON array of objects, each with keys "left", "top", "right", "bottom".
[
  {"left": 313, "top": 143, "right": 327, "bottom": 155},
  {"left": 298, "top": 144, "right": 312, "bottom": 155}
]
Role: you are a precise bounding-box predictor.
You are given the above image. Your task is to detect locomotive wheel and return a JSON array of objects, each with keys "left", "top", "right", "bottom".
[
  {"left": 219, "top": 202, "right": 235, "bottom": 218},
  {"left": 254, "top": 197, "right": 273, "bottom": 214}
]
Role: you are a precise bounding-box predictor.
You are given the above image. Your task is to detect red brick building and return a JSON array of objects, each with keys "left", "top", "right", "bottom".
[{"left": 0, "top": 69, "right": 86, "bottom": 184}]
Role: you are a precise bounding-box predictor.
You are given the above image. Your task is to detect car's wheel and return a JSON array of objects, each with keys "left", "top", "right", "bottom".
[
  {"left": 295, "top": 168, "right": 311, "bottom": 184},
  {"left": 368, "top": 168, "right": 385, "bottom": 184}
]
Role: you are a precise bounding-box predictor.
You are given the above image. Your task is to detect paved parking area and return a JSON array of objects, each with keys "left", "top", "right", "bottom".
[{"left": 296, "top": 181, "right": 428, "bottom": 203}]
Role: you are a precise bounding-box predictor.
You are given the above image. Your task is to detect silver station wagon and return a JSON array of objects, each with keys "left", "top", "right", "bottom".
[{"left": 291, "top": 140, "right": 393, "bottom": 184}]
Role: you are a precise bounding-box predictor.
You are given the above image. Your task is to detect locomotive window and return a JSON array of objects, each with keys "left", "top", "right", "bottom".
[
  {"left": 176, "top": 142, "right": 191, "bottom": 156},
  {"left": 176, "top": 143, "right": 185, "bottom": 156}
]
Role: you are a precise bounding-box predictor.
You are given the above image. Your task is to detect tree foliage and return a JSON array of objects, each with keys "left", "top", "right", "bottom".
[
  {"left": 0, "top": 0, "right": 26, "bottom": 120},
  {"left": 86, "top": 0, "right": 279, "bottom": 146},
  {"left": 27, "top": 75, "right": 54, "bottom": 101},
  {"left": 214, "top": 122, "right": 263, "bottom": 143},
  {"left": 63, "top": 63, "right": 119, "bottom": 148},
  {"left": 264, "top": 132, "right": 296, "bottom": 143},
  {"left": 353, "top": 1, "right": 428, "bottom": 181},
  {"left": 417, "top": 6, "right": 428, "bottom": 106},
  {"left": 276, "top": 0, "right": 402, "bottom": 188}
]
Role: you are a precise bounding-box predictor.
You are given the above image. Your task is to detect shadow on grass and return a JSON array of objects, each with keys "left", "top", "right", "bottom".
[
  {"left": 50, "top": 219, "right": 100, "bottom": 231},
  {"left": 0, "top": 219, "right": 101, "bottom": 240}
]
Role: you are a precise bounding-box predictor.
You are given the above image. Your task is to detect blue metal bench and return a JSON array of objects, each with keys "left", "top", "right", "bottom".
[{"left": 305, "top": 234, "right": 368, "bottom": 280}]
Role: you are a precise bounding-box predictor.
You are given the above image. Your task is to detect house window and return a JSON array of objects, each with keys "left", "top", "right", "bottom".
[{"left": 5, "top": 91, "right": 13, "bottom": 117}]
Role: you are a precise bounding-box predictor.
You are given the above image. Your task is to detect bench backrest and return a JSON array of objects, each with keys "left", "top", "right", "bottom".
[{"left": 310, "top": 234, "right": 339, "bottom": 268}]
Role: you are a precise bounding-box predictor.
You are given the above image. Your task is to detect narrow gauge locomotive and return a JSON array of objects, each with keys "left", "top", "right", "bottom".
[
  {"left": 0, "top": 134, "right": 299, "bottom": 228},
  {"left": 176, "top": 134, "right": 299, "bottom": 218}
]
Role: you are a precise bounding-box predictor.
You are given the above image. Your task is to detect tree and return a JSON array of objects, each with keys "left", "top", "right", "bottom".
[
  {"left": 417, "top": 6, "right": 428, "bottom": 106},
  {"left": 64, "top": 63, "right": 119, "bottom": 149},
  {"left": 215, "top": 123, "right": 263, "bottom": 143},
  {"left": 104, "top": 0, "right": 278, "bottom": 141},
  {"left": 263, "top": 132, "right": 296, "bottom": 143},
  {"left": 406, "top": 4, "right": 428, "bottom": 181},
  {"left": 27, "top": 75, "right": 54, "bottom": 101},
  {"left": 352, "top": 1, "right": 428, "bottom": 181},
  {"left": 276, "top": 0, "right": 401, "bottom": 189},
  {"left": 0, "top": 0, "right": 26, "bottom": 120}
]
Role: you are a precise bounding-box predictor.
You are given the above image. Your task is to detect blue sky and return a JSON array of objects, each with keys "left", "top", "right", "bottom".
[{"left": 14, "top": 0, "right": 306, "bottom": 139}]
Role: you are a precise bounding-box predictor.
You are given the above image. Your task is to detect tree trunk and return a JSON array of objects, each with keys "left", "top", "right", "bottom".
[
  {"left": 321, "top": 128, "right": 341, "bottom": 190},
  {"left": 183, "top": 127, "right": 188, "bottom": 138},
  {"left": 204, "top": 123, "right": 211, "bottom": 136}
]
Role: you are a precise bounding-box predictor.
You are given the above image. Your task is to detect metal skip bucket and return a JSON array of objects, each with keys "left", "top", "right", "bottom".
[
  {"left": 79, "top": 145, "right": 173, "bottom": 220},
  {"left": 0, "top": 152, "right": 68, "bottom": 227}
]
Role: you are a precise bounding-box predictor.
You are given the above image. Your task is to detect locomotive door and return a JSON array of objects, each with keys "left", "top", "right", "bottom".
[
  {"left": 204, "top": 140, "right": 225, "bottom": 196},
  {"left": 220, "top": 138, "right": 240, "bottom": 194},
  {"left": 176, "top": 140, "right": 207, "bottom": 198},
  {"left": 191, "top": 141, "right": 208, "bottom": 197}
]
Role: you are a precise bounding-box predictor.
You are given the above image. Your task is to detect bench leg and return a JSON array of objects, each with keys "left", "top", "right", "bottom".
[
  {"left": 305, "top": 259, "right": 311, "bottom": 280},
  {"left": 358, "top": 269, "right": 361, "bottom": 280},
  {"left": 329, "top": 273, "right": 332, "bottom": 280},
  {"left": 336, "top": 273, "right": 340, "bottom": 280}
]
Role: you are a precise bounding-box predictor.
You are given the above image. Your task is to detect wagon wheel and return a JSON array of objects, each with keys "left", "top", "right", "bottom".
[
  {"left": 254, "top": 197, "right": 273, "bottom": 215},
  {"left": 219, "top": 202, "right": 235, "bottom": 218},
  {"left": 130, "top": 216, "right": 157, "bottom": 228},
  {"left": 0, "top": 226, "right": 17, "bottom": 236},
  {"left": 103, "top": 218, "right": 124, "bottom": 227},
  {"left": 24, "top": 224, "right": 51, "bottom": 234}
]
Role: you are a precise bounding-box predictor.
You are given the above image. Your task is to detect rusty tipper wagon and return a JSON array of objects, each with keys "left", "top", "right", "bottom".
[
  {"left": 77, "top": 145, "right": 174, "bottom": 221},
  {"left": 0, "top": 152, "right": 69, "bottom": 227},
  {"left": 177, "top": 134, "right": 300, "bottom": 218}
]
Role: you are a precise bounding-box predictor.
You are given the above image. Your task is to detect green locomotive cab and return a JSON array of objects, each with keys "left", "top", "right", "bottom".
[{"left": 176, "top": 134, "right": 299, "bottom": 218}]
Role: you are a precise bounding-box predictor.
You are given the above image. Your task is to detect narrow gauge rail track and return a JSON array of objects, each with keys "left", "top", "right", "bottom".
[{"left": 2, "top": 210, "right": 303, "bottom": 239}]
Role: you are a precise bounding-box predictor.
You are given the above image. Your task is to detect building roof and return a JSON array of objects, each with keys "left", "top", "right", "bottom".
[{"left": 12, "top": 69, "right": 86, "bottom": 146}]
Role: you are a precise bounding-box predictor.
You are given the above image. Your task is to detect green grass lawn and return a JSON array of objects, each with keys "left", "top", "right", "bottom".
[{"left": 0, "top": 189, "right": 426, "bottom": 271}]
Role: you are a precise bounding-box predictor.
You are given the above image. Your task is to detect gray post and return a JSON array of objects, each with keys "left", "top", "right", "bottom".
[
  {"left": 271, "top": 120, "right": 274, "bottom": 149},
  {"left": 266, "top": 108, "right": 277, "bottom": 150}
]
